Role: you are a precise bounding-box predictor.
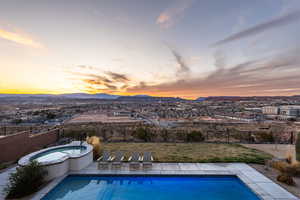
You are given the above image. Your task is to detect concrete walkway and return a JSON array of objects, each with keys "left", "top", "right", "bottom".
[{"left": 0, "top": 166, "right": 16, "bottom": 200}]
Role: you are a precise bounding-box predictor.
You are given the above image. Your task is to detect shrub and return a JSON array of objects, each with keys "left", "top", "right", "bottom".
[
  {"left": 286, "top": 155, "right": 293, "bottom": 164},
  {"left": 161, "top": 129, "right": 169, "bottom": 142},
  {"left": 134, "top": 127, "right": 152, "bottom": 142},
  {"left": 271, "top": 160, "right": 289, "bottom": 172},
  {"left": 46, "top": 112, "right": 56, "bottom": 119},
  {"left": 296, "top": 133, "right": 300, "bottom": 162},
  {"left": 175, "top": 130, "right": 187, "bottom": 141},
  {"left": 256, "top": 132, "right": 274, "bottom": 143},
  {"left": 285, "top": 163, "right": 300, "bottom": 177},
  {"left": 277, "top": 174, "right": 295, "bottom": 185},
  {"left": 186, "top": 131, "right": 205, "bottom": 142},
  {"left": 4, "top": 161, "right": 47, "bottom": 198},
  {"left": 62, "top": 127, "right": 96, "bottom": 140},
  {"left": 272, "top": 160, "right": 300, "bottom": 177},
  {"left": 13, "top": 119, "right": 22, "bottom": 125},
  {"left": 86, "top": 136, "right": 101, "bottom": 160}
]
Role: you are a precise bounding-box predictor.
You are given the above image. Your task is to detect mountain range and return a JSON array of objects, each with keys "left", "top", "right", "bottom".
[{"left": 1, "top": 93, "right": 299, "bottom": 101}]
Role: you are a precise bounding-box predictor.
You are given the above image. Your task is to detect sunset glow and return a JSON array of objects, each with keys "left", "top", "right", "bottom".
[{"left": 1, "top": 0, "right": 300, "bottom": 99}]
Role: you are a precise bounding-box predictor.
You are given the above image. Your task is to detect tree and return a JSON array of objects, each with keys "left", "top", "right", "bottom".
[
  {"left": 13, "top": 119, "right": 22, "bottom": 125},
  {"left": 46, "top": 112, "right": 56, "bottom": 119},
  {"left": 186, "top": 131, "right": 205, "bottom": 142}
]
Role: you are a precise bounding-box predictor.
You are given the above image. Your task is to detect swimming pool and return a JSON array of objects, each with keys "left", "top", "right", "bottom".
[{"left": 42, "top": 175, "right": 260, "bottom": 200}]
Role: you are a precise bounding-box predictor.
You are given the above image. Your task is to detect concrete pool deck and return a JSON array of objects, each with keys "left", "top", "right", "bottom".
[
  {"left": 0, "top": 166, "right": 16, "bottom": 200},
  {"left": 1, "top": 163, "right": 299, "bottom": 200}
]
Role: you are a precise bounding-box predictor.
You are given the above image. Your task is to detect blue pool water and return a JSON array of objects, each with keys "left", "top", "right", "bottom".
[{"left": 42, "top": 175, "right": 260, "bottom": 200}]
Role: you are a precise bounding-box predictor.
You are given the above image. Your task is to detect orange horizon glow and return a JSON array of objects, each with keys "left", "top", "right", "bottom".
[{"left": 1, "top": 89, "right": 299, "bottom": 100}]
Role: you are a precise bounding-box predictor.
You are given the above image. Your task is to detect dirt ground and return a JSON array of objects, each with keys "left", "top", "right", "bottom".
[
  {"left": 242, "top": 144, "right": 296, "bottom": 160},
  {"left": 251, "top": 164, "right": 300, "bottom": 198},
  {"left": 66, "top": 113, "right": 141, "bottom": 124}
]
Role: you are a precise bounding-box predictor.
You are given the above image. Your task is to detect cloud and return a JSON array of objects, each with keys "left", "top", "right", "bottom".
[
  {"left": 67, "top": 48, "right": 300, "bottom": 98},
  {"left": 126, "top": 48, "right": 300, "bottom": 97},
  {"left": 213, "top": 10, "right": 300, "bottom": 46},
  {"left": 214, "top": 50, "right": 226, "bottom": 69},
  {"left": 68, "top": 68, "right": 131, "bottom": 93},
  {"left": 105, "top": 71, "right": 129, "bottom": 82},
  {"left": 0, "top": 28, "right": 43, "bottom": 48},
  {"left": 77, "top": 65, "right": 97, "bottom": 70},
  {"left": 156, "top": 0, "right": 194, "bottom": 29},
  {"left": 168, "top": 47, "right": 190, "bottom": 77}
]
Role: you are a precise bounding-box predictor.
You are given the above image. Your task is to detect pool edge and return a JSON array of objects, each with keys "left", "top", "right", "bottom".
[{"left": 30, "top": 163, "right": 299, "bottom": 200}]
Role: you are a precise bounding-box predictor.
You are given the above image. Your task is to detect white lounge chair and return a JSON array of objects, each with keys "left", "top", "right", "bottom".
[
  {"left": 97, "top": 151, "right": 112, "bottom": 169},
  {"left": 111, "top": 151, "right": 125, "bottom": 168},
  {"left": 129, "top": 152, "right": 141, "bottom": 169},
  {"left": 141, "top": 152, "right": 153, "bottom": 168}
]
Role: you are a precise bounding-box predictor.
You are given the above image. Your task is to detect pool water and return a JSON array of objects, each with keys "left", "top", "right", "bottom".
[
  {"left": 42, "top": 175, "right": 260, "bottom": 200},
  {"left": 31, "top": 146, "right": 86, "bottom": 162}
]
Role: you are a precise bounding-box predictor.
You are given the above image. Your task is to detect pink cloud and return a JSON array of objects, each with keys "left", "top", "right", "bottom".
[{"left": 156, "top": 0, "right": 194, "bottom": 29}]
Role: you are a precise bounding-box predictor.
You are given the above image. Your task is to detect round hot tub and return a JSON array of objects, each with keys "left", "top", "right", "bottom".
[
  {"left": 18, "top": 141, "right": 93, "bottom": 181},
  {"left": 30, "top": 146, "right": 87, "bottom": 163}
]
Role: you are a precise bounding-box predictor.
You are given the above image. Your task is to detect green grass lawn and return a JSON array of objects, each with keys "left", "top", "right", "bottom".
[{"left": 102, "top": 143, "right": 272, "bottom": 164}]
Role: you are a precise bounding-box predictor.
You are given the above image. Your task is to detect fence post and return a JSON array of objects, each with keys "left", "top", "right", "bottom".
[
  {"left": 248, "top": 132, "right": 251, "bottom": 143},
  {"left": 226, "top": 128, "right": 230, "bottom": 143},
  {"left": 206, "top": 131, "right": 209, "bottom": 141}
]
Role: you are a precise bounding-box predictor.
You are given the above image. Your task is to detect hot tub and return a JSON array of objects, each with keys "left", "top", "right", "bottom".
[{"left": 18, "top": 141, "right": 93, "bottom": 181}]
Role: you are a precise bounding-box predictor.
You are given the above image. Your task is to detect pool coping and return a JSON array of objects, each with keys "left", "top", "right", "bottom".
[{"left": 31, "top": 163, "right": 300, "bottom": 200}]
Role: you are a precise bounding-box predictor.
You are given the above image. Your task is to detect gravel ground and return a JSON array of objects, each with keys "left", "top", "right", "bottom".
[{"left": 251, "top": 164, "right": 300, "bottom": 198}]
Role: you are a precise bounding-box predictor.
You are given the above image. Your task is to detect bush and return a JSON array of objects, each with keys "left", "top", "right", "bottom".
[
  {"left": 257, "top": 132, "right": 274, "bottom": 143},
  {"left": 46, "top": 112, "right": 56, "bottom": 119},
  {"left": 161, "top": 129, "right": 169, "bottom": 142},
  {"left": 272, "top": 160, "right": 289, "bottom": 172},
  {"left": 12, "top": 119, "right": 22, "bottom": 125},
  {"left": 62, "top": 127, "right": 96, "bottom": 140},
  {"left": 285, "top": 163, "right": 300, "bottom": 177},
  {"left": 186, "top": 131, "right": 205, "bottom": 142},
  {"left": 277, "top": 174, "right": 295, "bottom": 185},
  {"left": 134, "top": 127, "right": 152, "bottom": 142},
  {"left": 272, "top": 160, "right": 300, "bottom": 177},
  {"left": 4, "top": 161, "right": 47, "bottom": 198},
  {"left": 286, "top": 155, "right": 293, "bottom": 164},
  {"left": 86, "top": 136, "right": 101, "bottom": 160}
]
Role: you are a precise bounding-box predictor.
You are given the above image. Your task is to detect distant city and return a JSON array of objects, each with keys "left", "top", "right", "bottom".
[{"left": 1, "top": 93, "right": 300, "bottom": 133}]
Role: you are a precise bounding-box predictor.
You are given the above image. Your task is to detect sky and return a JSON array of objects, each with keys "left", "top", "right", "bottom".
[{"left": 0, "top": 0, "right": 300, "bottom": 99}]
